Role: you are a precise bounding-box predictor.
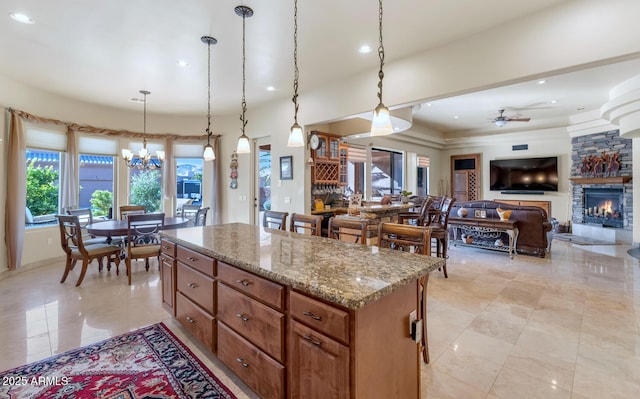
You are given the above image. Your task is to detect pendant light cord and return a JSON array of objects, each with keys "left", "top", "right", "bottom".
[
  {"left": 292, "top": 0, "right": 299, "bottom": 125},
  {"left": 142, "top": 91, "right": 148, "bottom": 148},
  {"left": 206, "top": 39, "right": 212, "bottom": 144},
  {"left": 376, "top": 0, "right": 385, "bottom": 107},
  {"left": 240, "top": 11, "right": 248, "bottom": 134}
]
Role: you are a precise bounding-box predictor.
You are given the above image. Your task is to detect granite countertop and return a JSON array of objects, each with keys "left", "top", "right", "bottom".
[{"left": 160, "top": 223, "right": 443, "bottom": 310}]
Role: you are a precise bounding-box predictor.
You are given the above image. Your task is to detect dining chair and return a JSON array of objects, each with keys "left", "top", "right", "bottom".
[
  {"left": 67, "top": 207, "right": 121, "bottom": 268},
  {"left": 125, "top": 213, "right": 164, "bottom": 285},
  {"left": 181, "top": 204, "right": 201, "bottom": 220},
  {"left": 193, "top": 207, "right": 209, "bottom": 227},
  {"left": 327, "top": 217, "right": 368, "bottom": 244},
  {"left": 289, "top": 213, "right": 323, "bottom": 236},
  {"left": 428, "top": 196, "right": 456, "bottom": 278},
  {"left": 377, "top": 222, "right": 431, "bottom": 364},
  {"left": 263, "top": 210, "right": 289, "bottom": 230},
  {"left": 119, "top": 205, "right": 146, "bottom": 220},
  {"left": 56, "top": 215, "right": 122, "bottom": 287},
  {"left": 397, "top": 197, "right": 435, "bottom": 227}
]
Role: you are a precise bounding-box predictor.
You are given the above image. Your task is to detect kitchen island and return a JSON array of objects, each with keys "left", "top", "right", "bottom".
[{"left": 160, "top": 223, "right": 443, "bottom": 399}]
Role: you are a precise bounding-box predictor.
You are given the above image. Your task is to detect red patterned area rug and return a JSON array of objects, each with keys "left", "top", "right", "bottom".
[{"left": 0, "top": 322, "right": 237, "bottom": 398}]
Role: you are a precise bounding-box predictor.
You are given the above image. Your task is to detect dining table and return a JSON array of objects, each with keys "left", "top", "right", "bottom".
[{"left": 86, "top": 216, "right": 191, "bottom": 243}]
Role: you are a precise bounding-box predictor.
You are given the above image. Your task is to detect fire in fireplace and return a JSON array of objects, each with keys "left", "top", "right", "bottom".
[{"left": 583, "top": 188, "right": 624, "bottom": 228}]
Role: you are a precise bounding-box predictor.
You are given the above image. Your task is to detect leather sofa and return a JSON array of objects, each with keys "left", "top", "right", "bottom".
[{"left": 450, "top": 200, "right": 552, "bottom": 257}]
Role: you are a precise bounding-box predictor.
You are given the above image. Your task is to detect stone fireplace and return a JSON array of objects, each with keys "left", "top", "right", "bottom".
[
  {"left": 582, "top": 187, "right": 624, "bottom": 228},
  {"left": 570, "top": 130, "right": 633, "bottom": 239}
]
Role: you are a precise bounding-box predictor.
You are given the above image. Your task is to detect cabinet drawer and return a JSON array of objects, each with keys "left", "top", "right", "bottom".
[
  {"left": 160, "top": 239, "right": 176, "bottom": 257},
  {"left": 177, "top": 262, "right": 215, "bottom": 313},
  {"left": 217, "top": 322, "right": 285, "bottom": 399},
  {"left": 217, "top": 283, "right": 285, "bottom": 362},
  {"left": 289, "top": 290, "right": 350, "bottom": 344},
  {"left": 176, "top": 292, "right": 215, "bottom": 351},
  {"left": 217, "top": 261, "right": 284, "bottom": 310},
  {"left": 176, "top": 246, "right": 215, "bottom": 277}
]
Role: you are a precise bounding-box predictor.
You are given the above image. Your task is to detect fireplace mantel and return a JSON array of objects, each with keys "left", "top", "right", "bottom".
[{"left": 569, "top": 176, "right": 632, "bottom": 184}]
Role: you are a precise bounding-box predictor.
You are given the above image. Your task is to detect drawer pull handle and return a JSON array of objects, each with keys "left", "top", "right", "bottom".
[
  {"left": 236, "top": 358, "right": 249, "bottom": 368},
  {"left": 236, "top": 313, "right": 249, "bottom": 322},
  {"left": 187, "top": 256, "right": 198, "bottom": 262},
  {"left": 303, "top": 334, "right": 322, "bottom": 346},
  {"left": 187, "top": 282, "right": 198, "bottom": 288},
  {"left": 303, "top": 311, "right": 322, "bottom": 321},
  {"left": 235, "top": 279, "right": 252, "bottom": 287},
  {"left": 185, "top": 316, "right": 195, "bottom": 324}
]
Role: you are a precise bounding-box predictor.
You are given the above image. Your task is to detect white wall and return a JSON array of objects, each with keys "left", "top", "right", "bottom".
[{"left": 441, "top": 128, "right": 572, "bottom": 222}]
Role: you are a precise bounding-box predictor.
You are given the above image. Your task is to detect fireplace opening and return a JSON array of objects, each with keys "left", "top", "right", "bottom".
[{"left": 583, "top": 188, "right": 624, "bottom": 228}]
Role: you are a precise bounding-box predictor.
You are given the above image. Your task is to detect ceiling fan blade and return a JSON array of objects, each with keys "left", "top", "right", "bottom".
[{"left": 507, "top": 118, "right": 531, "bottom": 122}]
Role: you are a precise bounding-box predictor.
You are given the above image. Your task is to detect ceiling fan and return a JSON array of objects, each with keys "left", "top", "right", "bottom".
[{"left": 492, "top": 109, "right": 531, "bottom": 127}]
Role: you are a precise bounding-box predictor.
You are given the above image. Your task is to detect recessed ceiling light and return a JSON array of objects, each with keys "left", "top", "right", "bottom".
[
  {"left": 577, "top": 106, "right": 585, "bottom": 111},
  {"left": 176, "top": 60, "right": 189, "bottom": 67},
  {"left": 266, "top": 86, "right": 276, "bottom": 91},
  {"left": 128, "top": 97, "right": 145, "bottom": 103},
  {"left": 536, "top": 79, "right": 546, "bottom": 85},
  {"left": 358, "top": 45, "right": 372, "bottom": 54},
  {"left": 550, "top": 99, "right": 558, "bottom": 104},
  {"left": 426, "top": 103, "right": 432, "bottom": 107},
  {"left": 9, "top": 12, "right": 34, "bottom": 24},
  {"left": 453, "top": 115, "right": 459, "bottom": 119}
]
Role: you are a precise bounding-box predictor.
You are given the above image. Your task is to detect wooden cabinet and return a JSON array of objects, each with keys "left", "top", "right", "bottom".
[
  {"left": 451, "top": 154, "right": 480, "bottom": 202},
  {"left": 338, "top": 144, "right": 348, "bottom": 186},
  {"left": 160, "top": 240, "right": 176, "bottom": 315},
  {"left": 217, "top": 322, "right": 285, "bottom": 399},
  {"left": 314, "top": 134, "right": 328, "bottom": 159},
  {"left": 311, "top": 131, "right": 348, "bottom": 185},
  {"left": 216, "top": 266, "right": 286, "bottom": 399},
  {"left": 289, "top": 319, "right": 350, "bottom": 399},
  {"left": 175, "top": 246, "right": 216, "bottom": 352},
  {"left": 165, "top": 239, "right": 420, "bottom": 399}
]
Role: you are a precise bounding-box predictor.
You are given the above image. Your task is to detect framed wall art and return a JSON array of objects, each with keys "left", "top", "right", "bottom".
[{"left": 280, "top": 156, "right": 293, "bottom": 180}]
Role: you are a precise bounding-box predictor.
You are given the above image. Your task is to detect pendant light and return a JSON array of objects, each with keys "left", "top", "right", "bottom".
[
  {"left": 202, "top": 35, "right": 217, "bottom": 161},
  {"left": 235, "top": 5, "right": 253, "bottom": 154},
  {"left": 370, "top": 0, "right": 393, "bottom": 136},
  {"left": 122, "top": 90, "right": 165, "bottom": 169},
  {"left": 287, "top": 0, "right": 305, "bottom": 147}
]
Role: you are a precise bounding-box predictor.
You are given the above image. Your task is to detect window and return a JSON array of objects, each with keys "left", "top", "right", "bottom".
[
  {"left": 347, "top": 146, "right": 366, "bottom": 196},
  {"left": 176, "top": 157, "right": 204, "bottom": 204},
  {"left": 78, "top": 135, "right": 118, "bottom": 218},
  {"left": 79, "top": 154, "right": 115, "bottom": 219},
  {"left": 25, "top": 149, "right": 60, "bottom": 225},
  {"left": 25, "top": 125, "right": 66, "bottom": 226},
  {"left": 416, "top": 156, "right": 430, "bottom": 197},
  {"left": 129, "top": 168, "right": 163, "bottom": 213},
  {"left": 371, "top": 148, "right": 403, "bottom": 198},
  {"left": 127, "top": 141, "right": 164, "bottom": 212}
]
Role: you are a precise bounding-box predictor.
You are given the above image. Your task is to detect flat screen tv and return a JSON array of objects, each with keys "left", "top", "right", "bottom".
[{"left": 489, "top": 156, "right": 558, "bottom": 192}]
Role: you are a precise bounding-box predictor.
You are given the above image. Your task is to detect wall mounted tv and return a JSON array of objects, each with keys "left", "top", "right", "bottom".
[{"left": 489, "top": 156, "right": 559, "bottom": 192}]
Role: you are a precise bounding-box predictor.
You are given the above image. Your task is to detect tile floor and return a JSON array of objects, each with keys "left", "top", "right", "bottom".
[{"left": 1, "top": 240, "right": 639, "bottom": 398}]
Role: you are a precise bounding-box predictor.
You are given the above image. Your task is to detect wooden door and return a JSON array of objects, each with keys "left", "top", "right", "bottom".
[
  {"left": 451, "top": 154, "right": 480, "bottom": 202},
  {"left": 289, "top": 319, "right": 349, "bottom": 399}
]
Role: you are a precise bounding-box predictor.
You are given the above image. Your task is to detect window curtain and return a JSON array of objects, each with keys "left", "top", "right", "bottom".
[
  {"left": 163, "top": 137, "right": 176, "bottom": 199},
  {"left": 5, "top": 110, "right": 26, "bottom": 270},
  {"left": 60, "top": 127, "right": 79, "bottom": 211},
  {"left": 212, "top": 136, "right": 222, "bottom": 225}
]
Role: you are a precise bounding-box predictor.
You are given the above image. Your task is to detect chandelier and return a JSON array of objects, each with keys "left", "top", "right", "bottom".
[
  {"left": 370, "top": 0, "right": 393, "bottom": 136},
  {"left": 122, "top": 90, "right": 165, "bottom": 169},
  {"left": 202, "top": 36, "right": 217, "bottom": 161},
  {"left": 235, "top": 5, "right": 253, "bottom": 154},
  {"left": 287, "top": 0, "right": 304, "bottom": 147}
]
